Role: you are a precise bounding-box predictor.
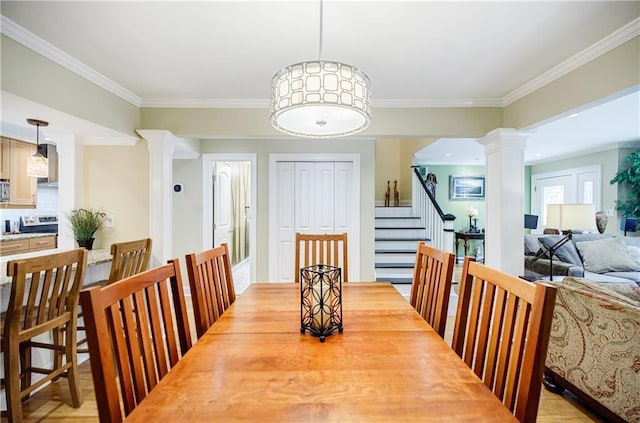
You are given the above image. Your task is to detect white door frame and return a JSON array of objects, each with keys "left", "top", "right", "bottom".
[
  {"left": 268, "top": 153, "right": 361, "bottom": 281},
  {"left": 202, "top": 153, "right": 257, "bottom": 283}
]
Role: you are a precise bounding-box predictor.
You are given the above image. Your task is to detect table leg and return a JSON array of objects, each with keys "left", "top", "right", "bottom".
[
  {"left": 455, "top": 237, "right": 460, "bottom": 264},
  {"left": 463, "top": 238, "right": 469, "bottom": 259}
]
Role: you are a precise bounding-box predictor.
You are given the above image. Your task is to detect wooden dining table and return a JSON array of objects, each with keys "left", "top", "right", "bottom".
[{"left": 125, "top": 282, "right": 517, "bottom": 422}]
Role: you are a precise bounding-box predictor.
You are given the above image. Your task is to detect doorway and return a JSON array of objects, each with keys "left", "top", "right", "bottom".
[{"left": 202, "top": 154, "right": 257, "bottom": 291}]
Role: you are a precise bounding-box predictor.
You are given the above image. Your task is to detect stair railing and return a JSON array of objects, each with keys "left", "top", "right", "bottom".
[{"left": 411, "top": 167, "right": 456, "bottom": 253}]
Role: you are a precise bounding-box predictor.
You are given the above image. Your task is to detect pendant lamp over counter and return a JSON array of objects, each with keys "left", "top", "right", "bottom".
[
  {"left": 270, "top": 0, "right": 371, "bottom": 138},
  {"left": 26, "top": 118, "right": 49, "bottom": 178}
]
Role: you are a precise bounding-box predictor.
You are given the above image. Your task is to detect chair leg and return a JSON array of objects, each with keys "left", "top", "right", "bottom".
[
  {"left": 65, "top": 325, "right": 83, "bottom": 407},
  {"left": 6, "top": 341, "right": 25, "bottom": 423},
  {"left": 19, "top": 342, "right": 31, "bottom": 401}
]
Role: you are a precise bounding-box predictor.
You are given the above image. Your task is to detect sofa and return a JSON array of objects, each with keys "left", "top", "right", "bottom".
[
  {"left": 524, "top": 233, "right": 640, "bottom": 286},
  {"left": 543, "top": 277, "right": 640, "bottom": 422}
]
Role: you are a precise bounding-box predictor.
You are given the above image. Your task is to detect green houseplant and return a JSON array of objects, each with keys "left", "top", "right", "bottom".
[
  {"left": 69, "top": 208, "right": 106, "bottom": 250},
  {"left": 610, "top": 150, "right": 640, "bottom": 231}
]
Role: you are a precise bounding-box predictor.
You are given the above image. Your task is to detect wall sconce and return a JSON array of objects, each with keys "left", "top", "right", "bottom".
[{"left": 300, "top": 264, "right": 343, "bottom": 342}]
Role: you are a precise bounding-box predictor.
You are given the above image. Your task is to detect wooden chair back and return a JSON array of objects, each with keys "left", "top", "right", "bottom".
[
  {"left": 185, "top": 243, "right": 236, "bottom": 339},
  {"left": 2, "top": 249, "right": 88, "bottom": 423},
  {"left": 295, "top": 232, "right": 348, "bottom": 283},
  {"left": 409, "top": 241, "right": 454, "bottom": 338},
  {"left": 452, "top": 257, "right": 557, "bottom": 423},
  {"left": 79, "top": 259, "right": 193, "bottom": 423},
  {"left": 107, "top": 238, "right": 152, "bottom": 284}
]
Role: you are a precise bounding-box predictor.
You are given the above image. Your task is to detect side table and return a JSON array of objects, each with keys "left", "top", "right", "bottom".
[{"left": 454, "top": 231, "right": 485, "bottom": 264}]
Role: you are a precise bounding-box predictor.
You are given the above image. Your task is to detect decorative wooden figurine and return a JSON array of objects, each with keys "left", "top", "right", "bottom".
[
  {"left": 393, "top": 180, "right": 400, "bottom": 207},
  {"left": 426, "top": 173, "right": 437, "bottom": 197},
  {"left": 385, "top": 180, "right": 391, "bottom": 207}
]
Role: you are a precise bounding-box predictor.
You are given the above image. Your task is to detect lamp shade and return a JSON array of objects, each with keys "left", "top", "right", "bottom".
[
  {"left": 270, "top": 61, "right": 371, "bottom": 138},
  {"left": 546, "top": 204, "right": 596, "bottom": 231},
  {"left": 26, "top": 153, "right": 49, "bottom": 178}
]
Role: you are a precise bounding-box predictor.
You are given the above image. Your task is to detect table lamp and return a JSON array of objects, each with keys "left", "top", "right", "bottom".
[{"left": 536, "top": 204, "right": 596, "bottom": 280}]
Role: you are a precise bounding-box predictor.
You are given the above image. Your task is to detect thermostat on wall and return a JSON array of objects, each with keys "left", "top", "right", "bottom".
[{"left": 173, "top": 184, "right": 183, "bottom": 193}]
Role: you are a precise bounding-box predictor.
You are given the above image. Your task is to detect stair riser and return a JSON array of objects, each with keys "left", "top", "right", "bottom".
[
  {"left": 374, "top": 207, "right": 414, "bottom": 218},
  {"left": 374, "top": 253, "right": 416, "bottom": 263},
  {"left": 375, "top": 240, "right": 422, "bottom": 250},
  {"left": 375, "top": 218, "right": 422, "bottom": 228},
  {"left": 376, "top": 228, "right": 426, "bottom": 239},
  {"left": 375, "top": 268, "right": 414, "bottom": 277}
]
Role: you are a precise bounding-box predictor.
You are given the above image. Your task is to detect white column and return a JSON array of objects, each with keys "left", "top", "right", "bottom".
[
  {"left": 137, "top": 130, "right": 176, "bottom": 267},
  {"left": 55, "top": 135, "right": 83, "bottom": 250},
  {"left": 477, "top": 129, "right": 529, "bottom": 276}
]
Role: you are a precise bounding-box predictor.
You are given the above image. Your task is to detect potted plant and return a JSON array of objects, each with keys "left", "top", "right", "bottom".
[
  {"left": 69, "top": 208, "right": 106, "bottom": 250},
  {"left": 610, "top": 150, "right": 640, "bottom": 232}
]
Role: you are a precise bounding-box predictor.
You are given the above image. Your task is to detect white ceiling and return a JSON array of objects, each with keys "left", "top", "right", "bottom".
[{"left": 1, "top": 1, "right": 639, "bottom": 164}]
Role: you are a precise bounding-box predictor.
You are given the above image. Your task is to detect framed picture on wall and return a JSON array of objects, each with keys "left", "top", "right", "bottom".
[{"left": 449, "top": 175, "right": 485, "bottom": 200}]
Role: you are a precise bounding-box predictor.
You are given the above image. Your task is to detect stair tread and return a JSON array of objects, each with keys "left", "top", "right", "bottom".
[
  {"left": 376, "top": 263, "right": 415, "bottom": 268},
  {"left": 376, "top": 238, "right": 429, "bottom": 241},
  {"left": 375, "top": 216, "right": 420, "bottom": 219},
  {"left": 375, "top": 249, "right": 417, "bottom": 253},
  {"left": 375, "top": 226, "right": 426, "bottom": 230}
]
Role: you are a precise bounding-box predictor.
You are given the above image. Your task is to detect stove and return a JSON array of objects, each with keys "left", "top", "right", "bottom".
[{"left": 20, "top": 215, "right": 59, "bottom": 234}]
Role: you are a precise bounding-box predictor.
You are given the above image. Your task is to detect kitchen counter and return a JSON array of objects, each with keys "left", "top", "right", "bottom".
[
  {"left": 0, "top": 232, "right": 56, "bottom": 241},
  {"left": 0, "top": 248, "right": 112, "bottom": 287}
]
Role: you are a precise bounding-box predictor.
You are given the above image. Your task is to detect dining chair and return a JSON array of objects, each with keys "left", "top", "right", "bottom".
[
  {"left": 409, "top": 241, "right": 454, "bottom": 338},
  {"left": 185, "top": 243, "right": 236, "bottom": 339},
  {"left": 76, "top": 238, "right": 153, "bottom": 353},
  {"left": 294, "top": 232, "right": 348, "bottom": 283},
  {"left": 79, "top": 259, "right": 192, "bottom": 423},
  {"left": 452, "top": 257, "right": 557, "bottom": 423},
  {"left": 1, "top": 248, "right": 88, "bottom": 423}
]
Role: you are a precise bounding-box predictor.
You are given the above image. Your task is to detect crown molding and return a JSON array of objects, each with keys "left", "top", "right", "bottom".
[
  {"left": 1, "top": 16, "right": 141, "bottom": 107},
  {"left": 503, "top": 17, "right": 640, "bottom": 107},
  {"left": 372, "top": 98, "right": 503, "bottom": 108},
  {"left": 140, "top": 98, "right": 269, "bottom": 108}
]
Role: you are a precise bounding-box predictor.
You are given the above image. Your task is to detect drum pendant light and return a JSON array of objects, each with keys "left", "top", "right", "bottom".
[{"left": 270, "top": 0, "right": 371, "bottom": 138}]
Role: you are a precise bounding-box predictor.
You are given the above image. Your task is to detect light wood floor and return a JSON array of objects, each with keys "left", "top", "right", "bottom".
[{"left": 4, "top": 273, "right": 607, "bottom": 423}]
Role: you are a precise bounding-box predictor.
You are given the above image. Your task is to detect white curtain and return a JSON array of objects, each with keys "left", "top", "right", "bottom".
[{"left": 230, "top": 162, "right": 250, "bottom": 264}]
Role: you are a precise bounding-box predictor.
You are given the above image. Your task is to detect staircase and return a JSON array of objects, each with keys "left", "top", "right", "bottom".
[{"left": 375, "top": 206, "right": 427, "bottom": 299}]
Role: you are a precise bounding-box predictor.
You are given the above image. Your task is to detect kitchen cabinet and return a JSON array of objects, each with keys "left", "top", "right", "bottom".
[
  {"left": 0, "top": 238, "right": 29, "bottom": 256},
  {"left": 0, "top": 235, "right": 57, "bottom": 256},
  {"left": 0, "top": 137, "right": 10, "bottom": 179},
  {"left": 29, "top": 235, "right": 57, "bottom": 252},
  {"left": 9, "top": 139, "right": 37, "bottom": 208}
]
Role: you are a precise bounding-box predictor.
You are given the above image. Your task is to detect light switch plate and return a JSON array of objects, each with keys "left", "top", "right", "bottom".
[
  {"left": 605, "top": 209, "right": 614, "bottom": 217},
  {"left": 105, "top": 214, "right": 114, "bottom": 228}
]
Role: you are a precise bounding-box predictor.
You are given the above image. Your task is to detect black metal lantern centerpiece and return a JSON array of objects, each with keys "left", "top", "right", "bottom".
[{"left": 300, "top": 264, "right": 343, "bottom": 342}]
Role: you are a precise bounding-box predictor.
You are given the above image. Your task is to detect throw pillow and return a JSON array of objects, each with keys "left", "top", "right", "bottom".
[
  {"left": 524, "top": 235, "right": 542, "bottom": 256},
  {"left": 627, "top": 245, "right": 640, "bottom": 267},
  {"left": 575, "top": 236, "right": 640, "bottom": 273},
  {"left": 538, "top": 235, "right": 582, "bottom": 266}
]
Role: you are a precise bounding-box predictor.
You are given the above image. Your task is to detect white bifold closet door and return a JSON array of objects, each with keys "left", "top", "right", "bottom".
[{"left": 274, "top": 161, "right": 353, "bottom": 282}]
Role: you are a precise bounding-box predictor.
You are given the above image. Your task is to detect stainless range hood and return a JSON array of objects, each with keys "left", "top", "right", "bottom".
[{"left": 37, "top": 144, "right": 58, "bottom": 186}]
